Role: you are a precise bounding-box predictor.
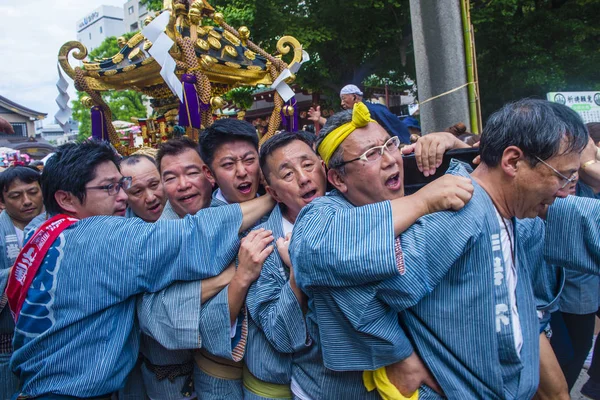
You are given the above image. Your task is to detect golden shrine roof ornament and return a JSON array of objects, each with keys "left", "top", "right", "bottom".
[{"left": 58, "top": 0, "right": 305, "bottom": 154}]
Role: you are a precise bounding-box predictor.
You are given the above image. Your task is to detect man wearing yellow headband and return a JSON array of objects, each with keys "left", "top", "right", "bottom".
[
  {"left": 291, "top": 99, "right": 600, "bottom": 399},
  {"left": 286, "top": 102, "right": 474, "bottom": 399}
]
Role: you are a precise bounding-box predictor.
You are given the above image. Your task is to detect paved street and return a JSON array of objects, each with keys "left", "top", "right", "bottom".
[
  {"left": 573, "top": 369, "right": 589, "bottom": 400},
  {"left": 571, "top": 332, "right": 597, "bottom": 400}
]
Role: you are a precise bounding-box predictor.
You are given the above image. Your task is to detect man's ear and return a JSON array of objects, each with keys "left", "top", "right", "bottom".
[
  {"left": 500, "top": 146, "right": 523, "bottom": 178},
  {"left": 265, "top": 184, "right": 283, "bottom": 204},
  {"left": 202, "top": 165, "right": 217, "bottom": 186},
  {"left": 327, "top": 168, "right": 348, "bottom": 194},
  {"left": 54, "top": 190, "right": 79, "bottom": 214},
  {"left": 259, "top": 169, "right": 268, "bottom": 188}
]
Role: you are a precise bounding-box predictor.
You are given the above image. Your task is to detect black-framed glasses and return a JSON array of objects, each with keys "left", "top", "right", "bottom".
[
  {"left": 86, "top": 176, "right": 133, "bottom": 196},
  {"left": 333, "top": 136, "right": 401, "bottom": 168},
  {"left": 534, "top": 156, "right": 578, "bottom": 190}
]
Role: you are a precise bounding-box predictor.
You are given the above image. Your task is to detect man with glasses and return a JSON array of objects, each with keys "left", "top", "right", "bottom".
[
  {"left": 534, "top": 156, "right": 578, "bottom": 190},
  {"left": 291, "top": 99, "right": 600, "bottom": 399},
  {"left": 245, "top": 127, "right": 463, "bottom": 399},
  {"left": 6, "top": 140, "right": 274, "bottom": 399},
  {"left": 281, "top": 102, "right": 474, "bottom": 399}
]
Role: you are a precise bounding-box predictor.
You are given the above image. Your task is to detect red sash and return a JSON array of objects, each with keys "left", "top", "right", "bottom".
[{"left": 5, "top": 214, "right": 78, "bottom": 322}]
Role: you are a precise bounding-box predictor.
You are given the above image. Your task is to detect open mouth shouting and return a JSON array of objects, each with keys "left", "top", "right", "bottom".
[
  {"left": 385, "top": 172, "right": 402, "bottom": 191},
  {"left": 178, "top": 193, "right": 199, "bottom": 204},
  {"left": 147, "top": 202, "right": 162, "bottom": 214},
  {"left": 237, "top": 182, "right": 253, "bottom": 195},
  {"left": 301, "top": 188, "right": 318, "bottom": 202}
]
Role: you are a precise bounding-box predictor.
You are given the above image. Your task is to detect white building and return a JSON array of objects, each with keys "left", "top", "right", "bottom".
[
  {"left": 76, "top": 5, "right": 124, "bottom": 54},
  {"left": 123, "top": 0, "right": 151, "bottom": 33},
  {"left": 41, "top": 119, "right": 79, "bottom": 145}
]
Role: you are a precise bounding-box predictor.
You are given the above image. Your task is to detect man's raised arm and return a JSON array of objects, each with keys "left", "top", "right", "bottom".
[{"left": 238, "top": 194, "right": 276, "bottom": 233}]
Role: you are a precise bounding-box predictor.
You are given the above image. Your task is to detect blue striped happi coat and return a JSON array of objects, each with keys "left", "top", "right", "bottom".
[
  {"left": 183, "top": 195, "right": 255, "bottom": 400},
  {"left": 130, "top": 200, "right": 198, "bottom": 399},
  {"left": 557, "top": 183, "right": 600, "bottom": 315},
  {"left": 528, "top": 182, "right": 599, "bottom": 332},
  {"left": 291, "top": 161, "right": 600, "bottom": 400},
  {"left": 136, "top": 198, "right": 249, "bottom": 399},
  {"left": 244, "top": 204, "right": 312, "bottom": 398},
  {"left": 10, "top": 205, "right": 243, "bottom": 398},
  {"left": 544, "top": 195, "right": 600, "bottom": 273},
  {"left": 289, "top": 194, "right": 414, "bottom": 399},
  {"left": 0, "top": 211, "right": 20, "bottom": 399}
]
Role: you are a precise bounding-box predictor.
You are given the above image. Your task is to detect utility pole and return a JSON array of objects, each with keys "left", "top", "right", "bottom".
[{"left": 409, "top": 0, "right": 471, "bottom": 134}]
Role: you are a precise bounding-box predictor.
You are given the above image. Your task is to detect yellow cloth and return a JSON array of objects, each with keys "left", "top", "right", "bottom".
[
  {"left": 317, "top": 102, "right": 376, "bottom": 167},
  {"left": 242, "top": 365, "right": 292, "bottom": 399},
  {"left": 363, "top": 367, "right": 419, "bottom": 400}
]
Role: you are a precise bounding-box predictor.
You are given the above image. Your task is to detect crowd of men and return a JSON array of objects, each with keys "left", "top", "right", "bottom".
[{"left": 1, "top": 92, "right": 600, "bottom": 400}]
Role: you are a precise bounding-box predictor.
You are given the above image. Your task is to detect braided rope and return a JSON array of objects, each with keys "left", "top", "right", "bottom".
[
  {"left": 261, "top": 64, "right": 284, "bottom": 146},
  {"left": 74, "top": 67, "right": 120, "bottom": 147},
  {"left": 176, "top": 36, "right": 212, "bottom": 137}
]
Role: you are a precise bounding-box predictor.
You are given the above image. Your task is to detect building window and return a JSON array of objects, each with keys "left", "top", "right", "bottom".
[
  {"left": 130, "top": 22, "right": 138, "bottom": 32},
  {"left": 100, "top": 26, "right": 103, "bottom": 34},
  {"left": 128, "top": 6, "right": 134, "bottom": 14},
  {"left": 6, "top": 123, "right": 27, "bottom": 137},
  {"left": 89, "top": 32, "right": 92, "bottom": 40}
]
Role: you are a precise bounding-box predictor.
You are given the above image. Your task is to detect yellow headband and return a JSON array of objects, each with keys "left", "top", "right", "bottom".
[{"left": 318, "top": 102, "right": 376, "bottom": 167}]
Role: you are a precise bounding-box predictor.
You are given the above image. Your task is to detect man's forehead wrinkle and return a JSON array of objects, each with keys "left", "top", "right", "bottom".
[{"left": 218, "top": 151, "right": 255, "bottom": 161}]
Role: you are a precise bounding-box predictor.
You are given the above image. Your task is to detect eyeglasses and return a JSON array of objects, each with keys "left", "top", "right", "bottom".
[
  {"left": 333, "top": 136, "right": 400, "bottom": 168},
  {"left": 86, "top": 176, "right": 133, "bottom": 196},
  {"left": 534, "top": 156, "right": 578, "bottom": 190}
]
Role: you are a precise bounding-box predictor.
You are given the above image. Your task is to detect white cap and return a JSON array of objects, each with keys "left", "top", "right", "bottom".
[{"left": 340, "top": 84, "right": 363, "bottom": 96}]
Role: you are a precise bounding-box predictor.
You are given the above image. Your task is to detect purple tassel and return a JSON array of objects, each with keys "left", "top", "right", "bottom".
[
  {"left": 279, "top": 98, "right": 298, "bottom": 132},
  {"left": 291, "top": 97, "right": 298, "bottom": 132},
  {"left": 280, "top": 107, "right": 288, "bottom": 129},
  {"left": 179, "top": 74, "right": 201, "bottom": 129},
  {"left": 91, "top": 106, "right": 107, "bottom": 141}
]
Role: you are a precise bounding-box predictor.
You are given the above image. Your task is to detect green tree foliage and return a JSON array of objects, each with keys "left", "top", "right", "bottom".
[
  {"left": 223, "top": 86, "right": 254, "bottom": 110},
  {"left": 140, "top": 0, "right": 164, "bottom": 12},
  {"left": 201, "top": 0, "right": 414, "bottom": 106},
  {"left": 296, "top": 0, "right": 414, "bottom": 96},
  {"left": 72, "top": 32, "right": 147, "bottom": 141},
  {"left": 71, "top": 92, "right": 92, "bottom": 141},
  {"left": 471, "top": 0, "right": 600, "bottom": 118},
  {"left": 133, "top": 0, "right": 600, "bottom": 121}
]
